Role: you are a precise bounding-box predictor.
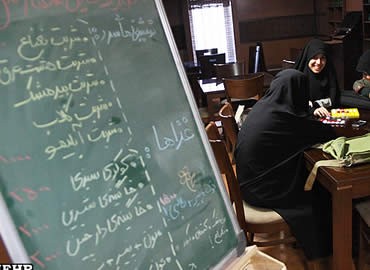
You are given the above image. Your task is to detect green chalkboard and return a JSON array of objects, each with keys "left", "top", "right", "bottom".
[{"left": 0, "top": 0, "right": 245, "bottom": 269}]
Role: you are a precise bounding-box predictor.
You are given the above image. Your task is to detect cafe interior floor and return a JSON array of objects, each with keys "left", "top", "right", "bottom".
[
  {"left": 255, "top": 232, "right": 370, "bottom": 270},
  {"left": 1, "top": 230, "right": 369, "bottom": 269},
  {"left": 224, "top": 157, "right": 370, "bottom": 270}
]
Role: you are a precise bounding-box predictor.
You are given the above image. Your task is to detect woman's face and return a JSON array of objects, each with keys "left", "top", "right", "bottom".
[
  {"left": 363, "top": 73, "right": 370, "bottom": 81},
  {"left": 308, "top": 53, "right": 326, "bottom": 74}
]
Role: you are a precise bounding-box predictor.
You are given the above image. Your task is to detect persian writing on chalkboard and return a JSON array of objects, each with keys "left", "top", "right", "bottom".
[
  {"left": 0, "top": 1, "right": 240, "bottom": 269},
  {"left": 0, "top": 0, "right": 140, "bottom": 32}
]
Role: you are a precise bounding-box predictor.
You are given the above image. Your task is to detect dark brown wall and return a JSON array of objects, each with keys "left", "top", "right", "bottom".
[
  {"left": 234, "top": 0, "right": 316, "bottom": 68},
  {"left": 162, "top": 0, "right": 189, "bottom": 61},
  {"left": 162, "top": 0, "right": 184, "bottom": 25},
  {"left": 162, "top": 0, "right": 363, "bottom": 67},
  {"left": 236, "top": 0, "right": 314, "bottom": 20}
]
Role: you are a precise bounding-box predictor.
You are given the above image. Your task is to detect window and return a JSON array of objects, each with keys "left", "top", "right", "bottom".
[{"left": 188, "top": 0, "right": 236, "bottom": 63}]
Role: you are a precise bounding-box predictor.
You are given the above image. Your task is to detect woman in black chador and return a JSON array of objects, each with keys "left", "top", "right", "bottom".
[
  {"left": 294, "top": 39, "right": 339, "bottom": 117},
  {"left": 235, "top": 69, "right": 336, "bottom": 260}
]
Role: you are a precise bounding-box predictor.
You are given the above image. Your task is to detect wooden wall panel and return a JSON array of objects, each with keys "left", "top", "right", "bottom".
[
  {"left": 163, "top": 0, "right": 188, "bottom": 60},
  {"left": 236, "top": 0, "right": 313, "bottom": 20},
  {"left": 162, "top": 0, "right": 184, "bottom": 25},
  {"left": 234, "top": 0, "right": 316, "bottom": 68},
  {"left": 347, "top": 0, "right": 361, "bottom": 11},
  {"left": 162, "top": 0, "right": 362, "bottom": 68},
  {"left": 239, "top": 38, "right": 311, "bottom": 69},
  {"left": 239, "top": 15, "right": 315, "bottom": 43}
]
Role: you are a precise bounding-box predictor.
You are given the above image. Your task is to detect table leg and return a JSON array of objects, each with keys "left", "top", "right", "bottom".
[
  {"left": 331, "top": 185, "right": 352, "bottom": 270},
  {"left": 206, "top": 95, "right": 216, "bottom": 121},
  {"left": 206, "top": 94, "right": 224, "bottom": 121}
]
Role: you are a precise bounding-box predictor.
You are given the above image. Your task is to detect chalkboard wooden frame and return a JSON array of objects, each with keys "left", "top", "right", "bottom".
[
  {"left": 0, "top": 0, "right": 246, "bottom": 268},
  {"left": 0, "top": 194, "right": 30, "bottom": 262}
]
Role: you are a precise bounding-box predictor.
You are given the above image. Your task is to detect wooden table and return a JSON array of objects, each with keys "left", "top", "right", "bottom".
[
  {"left": 197, "top": 78, "right": 226, "bottom": 121},
  {"left": 304, "top": 119, "right": 370, "bottom": 270},
  {"left": 197, "top": 72, "right": 274, "bottom": 121}
]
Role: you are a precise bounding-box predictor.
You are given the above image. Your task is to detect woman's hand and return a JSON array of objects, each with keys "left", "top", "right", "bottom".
[
  {"left": 314, "top": 107, "right": 331, "bottom": 117},
  {"left": 354, "top": 84, "right": 365, "bottom": 94}
]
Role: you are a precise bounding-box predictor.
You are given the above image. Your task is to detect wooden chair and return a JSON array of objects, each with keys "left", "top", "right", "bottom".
[
  {"left": 223, "top": 73, "right": 264, "bottom": 108},
  {"left": 214, "top": 62, "right": 246, "bottom": 82},
  {"left": 214, "top": 62, "right": 246, "bottom": 122},
  {"left": 282, "top": 59, "right": 295, "bottom": 69},
  {"left": 355, "top": 200, "right": 370, "bottom": 270},
  {"left": 199, "top": 107, "right": 222, "bottom": 125},
  {"left": 218, "top": 103, "right": 238, "bottom": 147},
  {"left": 205, "top": 121, "right": 296, "bottom": 247},
  {"left": 218, "top": 103, "right": 239, "bottom": 159}
]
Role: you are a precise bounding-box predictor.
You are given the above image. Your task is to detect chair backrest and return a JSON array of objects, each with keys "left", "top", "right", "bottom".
[
  {"left": 198, "top": 53, "right": 226, "bottom": 79},
  {"left": 281, "top": 59, "right": 295, "bottom": 70},
  {"left": 223, "top": 73, "right": 264, "bottom": 103},
  {"left": 218, "top": 103, "right": 239, "bottom": 153},
  {"left": 214, "top": 62, "right": 246, "bottom": 81},
  {"left": 205, "top": 121, "right": 247, "bottom": 232}
]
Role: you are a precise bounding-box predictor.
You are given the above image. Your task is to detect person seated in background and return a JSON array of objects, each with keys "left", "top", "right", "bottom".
[
  {"left": 353, "top": 50, "right": 370, "bottom": 99},
  {"left": 293, "top": 39, "right": 339, "bottom": 117},
  {"left": 235, "top": 69, "right": 337, "bottom": 263}
]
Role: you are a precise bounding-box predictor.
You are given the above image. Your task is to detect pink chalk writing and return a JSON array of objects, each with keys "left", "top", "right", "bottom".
[
  {"left": 30, "top": 250, "right": 62, "bottom": 268},
  {"left": 44, "top": 251, "right": 62, "bottom": 262},
  {"left": 0, "top": 155, "right": 31, "bottom": 164},
  {"left": 0, "top": 0, "right": 139, "bottom": 31},
  {"left": 18, "top": 223, "right": 49, "bottom": 238},
  {"left": 159, "top": 193, "right": 176, "bottom": 206},
  {"left": 30, "top": 250, "right": 45, "bottom": 268},
  {"left": 9, "top": 187, "right": 51, "bottom": 202}
]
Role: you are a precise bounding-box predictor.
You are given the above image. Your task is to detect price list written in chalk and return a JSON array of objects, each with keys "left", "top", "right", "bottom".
[{"left": 0, "top": 0, "right": 242, "bottom": 269}]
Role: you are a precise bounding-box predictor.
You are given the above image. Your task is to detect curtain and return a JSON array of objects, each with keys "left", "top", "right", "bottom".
[
  {"left": 188, "top": 0, "right": 236, "bottom": 63},
  {"left": 188, "top": 0, "right": 230, "bottom": 9}
]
